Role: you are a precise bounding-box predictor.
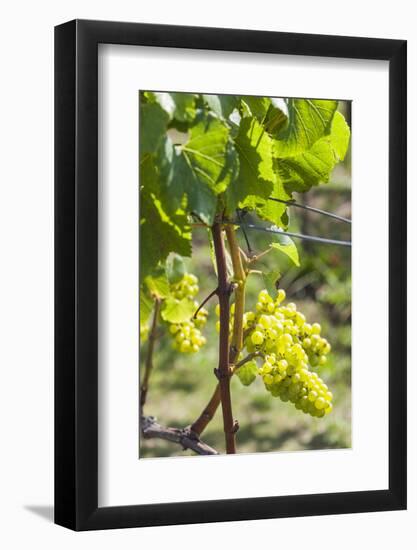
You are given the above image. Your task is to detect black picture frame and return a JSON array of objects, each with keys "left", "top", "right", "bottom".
[{"left": 55, "top": 19, "right": 407, "bottom": 531}]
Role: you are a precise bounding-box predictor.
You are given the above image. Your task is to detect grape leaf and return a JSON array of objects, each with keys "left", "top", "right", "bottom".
[
  {"left": 273, "top": 99, "right": 338, "bottom": 157},
  {"left": 240, "top": 96, "right": 288, "bottom": 135},
  {"left": 144, "top": 266, "right": 170, "bottom": 298},
  {"left": 276, "top": 111, "right": 351, "bottom": 193},
  {"left": 255, "top": 172, "right": 291, "bottom": 228},
  {"left": 236, "top": 360, "right": 258, "bottom": 386},
  {"left": 157, "top": 137, "right": 216, "bottom": 225},
  {"left": 140, "top": 153, "right": 159, "bottom": 192},
  {"left": 166, "top": 253, "right": 186, "bottom": 284},
  {"left": 256, "top": 195, "right": 288, "bottom": 228},
  {"left": 229, "top": 108, "right": 242, "bottom": 128},
  {"left": 153, "top": 92, "right": 197, "bottom": 123},
  {"left": 140, "top": 287, "right": 154, "bottom": 327},
  {"left": 139, "top": 102, "right": 169, "bottom": 155},
  {"left": 203, "top": 94, "right": 239, "bottom": 119},
  {"left": 262, "top": 270, "right": 281, "bottom": 296},
  {"left": 326, "top": 110, "right": 350, "bottom": 160},
  {"left": 140, "top": 189, "right": 191, "bottom": 279},
  {"left": 169, "top": 92, "right": 197, "bottom": 122},
  {"left": 158, "top": 114, "right": 238, "bottom": 225},
  {"left": 161, "top": 297, "right": 196, "bottom": 323},
  {"left": 270, "top": 232, "right": 300, "bottom": 266},
  {"left": 240, "top": 96, "right": 271, "bottom": 122},
  {"left": 181, "top": 115, "right": 238, "bottom": 195},
  {"left": 226, "top": 117, "right": 275, "bottom": 212},
  {"left": 263, "top": 98, "right": 289, "bottom": 134},
  {"left": 241, "top": 96, "right": 288, "bottom": 141}
]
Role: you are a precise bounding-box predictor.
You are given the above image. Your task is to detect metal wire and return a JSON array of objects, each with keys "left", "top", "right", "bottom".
[
  {"left": 269, "top": 197, "right": 351, "bottom": 224},
  {"left": 227, "top": 221, "right": 351, "bottom": 247}
]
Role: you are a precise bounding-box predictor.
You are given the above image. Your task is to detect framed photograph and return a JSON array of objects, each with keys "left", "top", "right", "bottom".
[{"left": 55, "top": 19, "right": 407, "bottom": 531}]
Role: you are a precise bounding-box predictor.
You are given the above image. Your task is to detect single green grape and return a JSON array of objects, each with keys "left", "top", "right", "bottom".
[{"left": 251, "top": 331, "right": 264, "bottom": 345}]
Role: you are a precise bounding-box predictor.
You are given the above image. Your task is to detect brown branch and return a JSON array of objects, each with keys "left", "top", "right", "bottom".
[
  {"left": 247, "top": 246, "right": 273, "bottom": 265},
  {"left": 233, "top": 351, "right": 264, "bottom": 372},
  {"left": 211, "top": 222, "right": 236, "bottom": 454},
  {"left": 190, "top": 226, "right": 248, "bottom": 439},
  {"left": 141, "top": 416, "right": 218, "bottom": 456},
  {"left": 140, "top": 298, "right": 161, "bottom": 410},
  {"left": 190, "top": 384, "right": 221, "bottom": 435},
  {"left": 193, "top": 287, "right": 218, "bottom": 319}
]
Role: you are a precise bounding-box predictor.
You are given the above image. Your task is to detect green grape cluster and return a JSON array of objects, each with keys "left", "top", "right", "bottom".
[
  {"left": 170, "top": 273, "right": 199, "bottom": 300},
  {"left": 169, "top": 320, "right": 207, "bottom": 353},
  {"left": 167, "top": 273, "right": 208, "bottom": 354},
  {"left": 243, "top": 289, "right": 333, "bottom": 417}
]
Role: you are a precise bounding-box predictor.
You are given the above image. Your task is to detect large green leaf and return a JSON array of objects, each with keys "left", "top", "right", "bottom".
[
  {"left": 256, "top": 196, "right": 289, "bottom": 228},
  {"left": 255, "top": 172, "right": 291, "bottom": 228},
  {"left": 326, "top": 110, "right": 350, "bottom": 160},
  {"left": 140, "top": 287, "right": 154, "bottom": 327},
  {"left": 226, "top": 117, "right": 275, "bottom": 212},
  {"left": 140, "top": 152, "right": 191, "bottom": 234},
  {"left": 240, "top": 96, "right": 271, "bottom": 122},
  {"left": 270, "top": 233, "right": 300, "bottom": 266},
  {"left": 170, "top": 92, "right": 197, "bottom": 122},
  {"left": 165, "top": 253, "right": 186, "bottom": 284},
  {"left": 158, "top": 115, "right": 238, "bottom": 225},
  {"left": 139, "top": 102, "right": 169, "bottom": 155},
  {"left": 241, "top": 96, "right": 288, "bottom": 138},
  {"left": 161, "top": 297, "right": 196, "bottom": 323},
  {"left": 144, "top": 266, "right": 170, "bottom": 299},
  {"left": 140, "top": 153, "right": 160, "bottom": 194},
  {"left": 140, "top": 188, "right": 191, "bottom": 279},
  {"left": 203, "top": 94, "right": 239, "bottom": 119},
  {"left": 263, "top": 98, "right": 289, "bottom": 134},
  {"left": 156, "top": 136, "right": 215, "bottom": 225},
  {"left": 181, "top": 115, "right": 238, "bottom": 195},
  {"left": 262, "top": 270, "right": 281, "bottom": 296},
  {"left": 153, "top": 92, "right": 197, "bottom": 123},
  {"left": 273, "top": 99, "right": 338, "bottom": 157},
  {"left": 276, "top": 111, "right": 351, "bottom": 193}
]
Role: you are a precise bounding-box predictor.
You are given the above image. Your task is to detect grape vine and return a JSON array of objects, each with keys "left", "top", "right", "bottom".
[{"left": 139, "top": 91, "right": 350, "bottom": 455}]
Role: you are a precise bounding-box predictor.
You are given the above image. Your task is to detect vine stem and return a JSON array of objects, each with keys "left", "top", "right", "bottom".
[
  {"left": 190, "top": 225, "right": 247, "bottom": 440},
  {"left": 225, "top": 225, "right": 247, "bottom": 363},
  {"left": 211, "top": 222, "right": 236, "bottom": 454},
  {"left": 140, "top": 297, "right": 160, "bottom": 410},
  {"left": 141, "top": 415, "right": 218, "bottom": 455},
  {"left": 233, "top": 351, "right": 264, "bottom": 372},
  {"left": 190, "top": 385, "right": 221, "bottom": 435},
  {"left": 193, "top": 287, "right": 218, "bottom": 319}
]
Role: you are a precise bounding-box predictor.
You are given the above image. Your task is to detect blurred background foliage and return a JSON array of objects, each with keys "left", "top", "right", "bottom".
[{"left": 140, "top": 101, "right": 351, "bottom": 458}]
